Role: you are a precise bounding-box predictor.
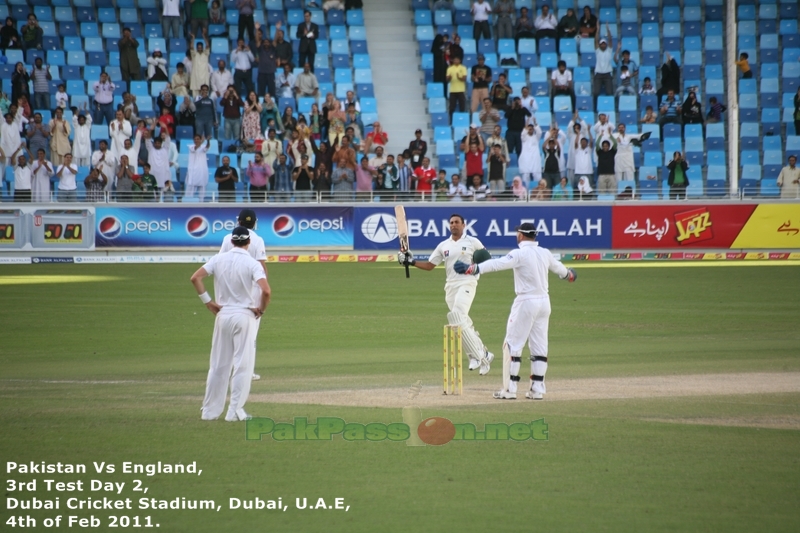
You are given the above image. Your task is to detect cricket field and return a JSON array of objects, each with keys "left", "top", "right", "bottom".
[{"left": 1, "top": 261, "right": 799, "bottom": 532}]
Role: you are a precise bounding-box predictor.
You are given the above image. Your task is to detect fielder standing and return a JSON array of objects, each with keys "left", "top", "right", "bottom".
[
  {"left": 454, "top": 223, "right": 576, "bottom": 399},
  {"left": 219, "top": 208, "right": 267, "bottom": 381},
  {"left": 402, "top": 213, "right": 494, "bottom": 374},
  {"left": 191, "top": 226, "right": 271, "bottom": 421}
]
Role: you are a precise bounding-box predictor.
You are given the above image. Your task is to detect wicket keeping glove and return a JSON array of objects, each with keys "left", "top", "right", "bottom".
[
  {"left": 563, "top": 268, "right": 577, "bottom": 282},
  {"left": 454, "top": 261, "right": 479, "bottom": 275}
]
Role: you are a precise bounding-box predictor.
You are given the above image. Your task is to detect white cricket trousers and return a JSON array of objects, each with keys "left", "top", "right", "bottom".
[
  {"left": 445, "top": 281, "right": 485, "bottom": 361},
  {"left": 505, "top": 296, "right": 551, "bottom": 358},
  {"left": 201, "top": 311, "right": 258, "bottom": 420}
]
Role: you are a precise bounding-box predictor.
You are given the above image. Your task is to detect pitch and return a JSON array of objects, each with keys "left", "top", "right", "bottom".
[{"left": 1, "top": 262, "right": 799, "bottom": 532}]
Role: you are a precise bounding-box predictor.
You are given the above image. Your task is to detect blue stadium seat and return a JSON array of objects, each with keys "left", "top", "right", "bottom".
[{"left": 760, "top": 178, "right": 781, "bottom": 197}]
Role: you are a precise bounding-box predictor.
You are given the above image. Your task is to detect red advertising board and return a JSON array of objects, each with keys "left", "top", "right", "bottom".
[{"left": 612, "top": 205, "right": 757, "bottom": 249}]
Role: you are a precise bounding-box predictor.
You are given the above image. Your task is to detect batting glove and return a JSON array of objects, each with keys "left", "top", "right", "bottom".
[
  {"left": 398, "top": 252, "right": 415, "bottom": 266},
  {"left": 564, "top": 268, "right": 577, "bottom": 282},
  {"left": 454, "top": 261, "right": 479, "bottom": 275}
]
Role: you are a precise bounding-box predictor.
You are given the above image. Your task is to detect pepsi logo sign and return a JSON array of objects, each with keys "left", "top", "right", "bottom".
[
  {"left": 273, "top": 214, "right": 295, "bottom": 238},
  {"left": 98, "top": 216, "right": 122, "bottom": 239},
  {"left": 186, "top": 216, "right": 210, "bottom": 238}
]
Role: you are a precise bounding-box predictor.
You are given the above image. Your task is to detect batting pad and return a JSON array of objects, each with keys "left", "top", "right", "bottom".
[
  {"left": 447, "top": 312, "right": 484, "bottom": 360},
  {"left": 502, "top": 342, "right": 510, "bottom": 392}
]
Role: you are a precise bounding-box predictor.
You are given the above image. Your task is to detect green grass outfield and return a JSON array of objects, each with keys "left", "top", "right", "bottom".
[{"left": 1, "top": 262, "right": 799, "bottom": 532}]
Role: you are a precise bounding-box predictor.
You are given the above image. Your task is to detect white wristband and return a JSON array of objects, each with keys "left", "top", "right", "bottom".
[{"left": 199, "top": 292, "right": 212, "bottom": 304}]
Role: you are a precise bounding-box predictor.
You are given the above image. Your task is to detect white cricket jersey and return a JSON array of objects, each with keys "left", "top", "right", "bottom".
[
  {"left": 220, "top": 228, "right": 267, "bottom": 261},
  {"left": 429, "top": 235, "right": 485, "bottom": 286},
  {"left": 478, "top": 240, "right": 568, "bottom": 298},
  {"left": 202, "top": 248, "right": 266, "bottom": 313}
]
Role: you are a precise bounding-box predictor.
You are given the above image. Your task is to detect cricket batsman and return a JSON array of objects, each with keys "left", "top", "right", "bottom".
[
  {"left": 454, "top": 223, "right": 576, "bottom": 399},
  {"left": 401, "top": 213, "right": 494, "bottom": 374}
]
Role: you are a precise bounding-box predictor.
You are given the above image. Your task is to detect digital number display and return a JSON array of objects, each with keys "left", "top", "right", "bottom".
[
  {"left": 44, "top": 224, "right": 83, "bottom": 242},
  {"left": 0, "top": 224, "right": 14, "bottom": 243}
]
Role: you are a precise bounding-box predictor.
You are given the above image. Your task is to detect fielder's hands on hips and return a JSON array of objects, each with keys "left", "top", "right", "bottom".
[
  {"left": 564, "top": 268, "right": 577, "bottom": 282},
  {"left": 397, "top": 251, "right": 415, "bottom": 266},
  {"left": 250, "top": 307, "right": 265, "bottom": 318},
  {"left": 454, "top": 261, "right": 479, "bottom": 275},
  {"left": 205, "top": 301, "right": 222, "bottom": 315}
]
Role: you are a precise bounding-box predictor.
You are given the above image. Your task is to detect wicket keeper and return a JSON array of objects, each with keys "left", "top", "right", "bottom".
[
  {"left": 454, "top": 223, "right": 576, "bottom": 400},
  {"left": 400, "top": 213, "right": 494, "bottom": 374}
]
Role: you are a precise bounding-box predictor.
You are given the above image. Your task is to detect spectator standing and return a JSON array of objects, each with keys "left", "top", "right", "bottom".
[
  {"left": 470, "top": 55, "right": 492, "bottom": 113},
  {"left": 29, "top": 58, "right": 51, "bottom": 112},
  {"left": 593, "top": 23, "right": 613, "bottom": 106},
  {"left": 614, "top": 44, "right": 639, "bottom": 89},
  {"left": 211, "top": 60, "right": 234, "bottom": 98},
  {"left": 144, "top": 131, "right": 171, "bottom": 189},
  {"left": 412, "top": 156, "right": 436, "bottom": 195},
  {"left": 0, "top": 107, "right": 25, "bottom": 180},
  {"left": 446, "top": 56, "right": 468, "bottom": 120},
  {"left": 592, "top": 112, "right": 615, "bottom": 145},
  {"left": 115, "top": 155, "right": 139, "bottom": 201},
  {"left": 541, "top": 138, "right": 561, "bottom": 192},
  {"left": 518, "top": 121, "right": 542, "bottom": 187},
  {"left": 534, "top": 5, "right": 558, "bottom": 51},
  {"left": 595, "top": 136, "right": 618, "bottom": 195},
  {"left": 246, "top": 153, "right": 272, "bottom": 202},
  {"left": 566, "top": 112, "right": 590, "bottom": 185},
  {"left": 776, "top": 155, "right": 800, "bottom": 199},
  {"left": 162, "top": 0, "right": 182, "bottom": 40},
  {"left": 11, "top": 62, "right": 30, "bottom": 105},
  {"left": 31, "top": 149, "right": 53, "bottom": 202},
  {"left": 48, "top": 108, "right": 71, "bottom": 166},
  {"left": 658, "top": 53, "right": 680, "bottom": 101},
  {"left": 471, "top": 0, "right": 492, "bottom": 42},
  {"left": 612, "top": 124, "right": 644, "bottom": 184},
  {"left": 550, "top": 60, "right": 575, "bottom": 111},
  {"left": 293, "top": 154, "right": 315, "bottom": 200},
  {"left": 505, "top": 97, "right": 531, "bottom": 156},
  {"left": 194, "top": 84, "right": 218, "bottom": 139},
  {"left": 237, "top": 0, "right": 256, "bottom": 43},
  {"left": 666, "top": 151, "right": 689, "bottom": 199},
  {"left": 215, "top": 156, "right": 239, "bottom": 202},
  {"left": 364, "top": 122, "right": 388, "bottom": 154},
  {"left": 71, "top": 109, "right": 92, "bottom": 167},
  {"left": 24, "top": 113, "right": 50, "bottom": 161},
  {"left": 735, "top": 52, "right": 752, "bottom": 79},
  {"left": 190, "top": 0, "right": 210, "bottom": 37},
  {"left": 572, "top": 136, "right": 594, "bottom": 191},
  {"left": 396, "top": 153, "right": 412, "bottom": 193},
  {"left": 186, "top": 134, "right": 211, "bottom": 199},
  {"left": 91, "top": 140, "right": 118, "bottom": 192},
  {"left": 487, "top": 142, "right": 507, "bottom": 193},
  {"left": 261, "top": 128, "right": 282, "bottom": 167},
  {"left": 189, "top": 30, "right": 211, "bottom": 97},
  {"left": 494, "top": 0, "right": 515, "bottom": 40},
  {"left": 271, "top": 152, "right": 293, "bottom": 196},
  {"left": 83, "top": 167, "right": 108, "bottom": 202},
  {"left": 274, "top": 27, "right": 293, "bottom": 68},
  {"left": 231, "top": 39, "right": 256, "bottom": 97},
  {"left": 331, "top": 136, "right": 357, "bottom": 199},
  {"left": 296, "top": 11, "right": 319, "bottom": 72},
  {"left": 464, "top": 138, "right": 485, "bottom": 182},
  {"left": 55, "top": 154, "right": 78, "bottom": 202},
  {"left": 479, "top": 98, "right": 500, "bottom": 142},
  {"left": 486, "top": 125, "right": 508, "bottom": 160},
  {"left": 254, "top": 22, "right": 278, "bottom": 97},
  {"left": 706, "top": 97, "right": 727, "bottom": 124},
  {"left": 241, "top": 90, "right": 262, "bottom": 141},
  {"left": 355, "top": 155, "right": 377, "bottom": 196},
  {"left": 221, "top": 86, "right": 244, "bottom": 140},
  {"left": 20, "top": 14, "right": 43, "bottom": 52},
  {"left": 119, "top": 27, "right": 142, "bottom": 83},
  {"left": 408, "top": 129, "right": 427, "bottom": 169}
]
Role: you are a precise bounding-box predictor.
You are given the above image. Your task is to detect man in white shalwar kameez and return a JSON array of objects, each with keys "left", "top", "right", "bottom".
[
  {"left": 186, "top": 135, "right": 211, "bottom": 199},
  {"left": 518, "top": 121, "right": 543, "bottom": 188},
  {"left": 611, "top": 123, "right": 645, "bottom": 183}
]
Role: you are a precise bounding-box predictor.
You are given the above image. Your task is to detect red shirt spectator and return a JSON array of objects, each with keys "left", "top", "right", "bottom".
[
  {"left": 465, "top": 145, "right": 484, "bottom": 178},
  {"left": 413, "top": 158, "right": 436, "bottom": 192}
]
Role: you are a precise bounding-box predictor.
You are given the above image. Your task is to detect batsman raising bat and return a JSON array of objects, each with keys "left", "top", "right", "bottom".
[
  {"left": 399, "top": 213, "right": 495, "bottom": 374},
  {"left": 454, "top": 223, "right": 577, "bottom": 400}
]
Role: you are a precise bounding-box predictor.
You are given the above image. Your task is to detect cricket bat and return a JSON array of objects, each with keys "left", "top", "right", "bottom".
[{"left": 394, "top": 205, "right": 410, "bottom": 278}]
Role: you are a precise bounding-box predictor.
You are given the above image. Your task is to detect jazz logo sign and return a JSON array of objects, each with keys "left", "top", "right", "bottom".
[{"left": 674, "top": 208, "right": 713, "bottom": 245}]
